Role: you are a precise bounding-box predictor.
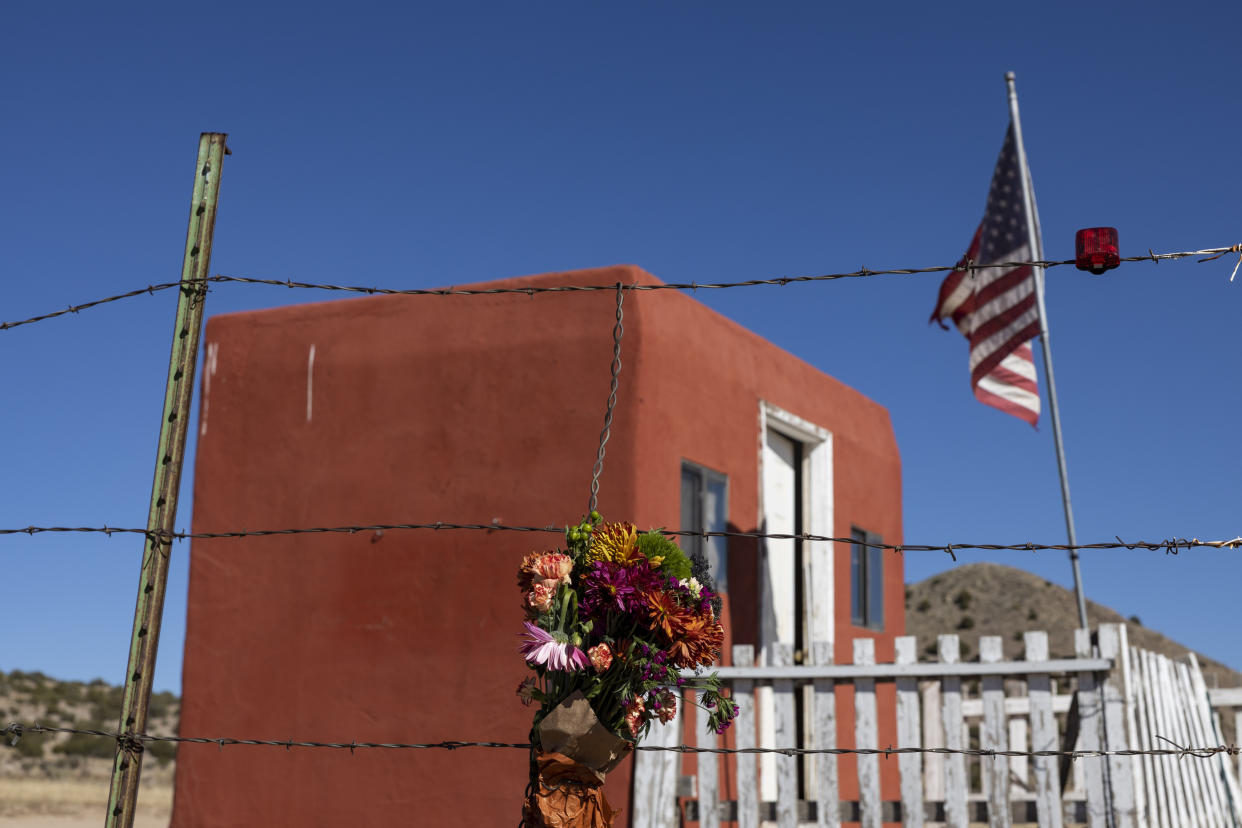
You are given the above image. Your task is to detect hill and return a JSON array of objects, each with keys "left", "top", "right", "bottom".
[
  {"left": 904, "top": 562, "right": 1242, "bottom": 689},
  {"left": 0, "top": 669, "right": 177, "bottom": 821}
]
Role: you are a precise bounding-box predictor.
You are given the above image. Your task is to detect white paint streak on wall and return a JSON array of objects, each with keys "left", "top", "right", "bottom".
[
  {"left": 199, "top": 342, "right": 219, "bottom": 436},
  {"left": 306, "top": 344, "right": 316, "bottom": 422}
]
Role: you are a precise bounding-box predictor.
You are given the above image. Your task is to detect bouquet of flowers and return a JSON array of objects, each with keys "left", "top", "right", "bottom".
[{"left": 517, "top": 512, "right": 737, "bottom": 827}]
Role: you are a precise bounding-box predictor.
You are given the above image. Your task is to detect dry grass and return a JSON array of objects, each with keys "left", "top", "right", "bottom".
[{"left": 0, "top": 774, "right": 172, "bottom": 825}]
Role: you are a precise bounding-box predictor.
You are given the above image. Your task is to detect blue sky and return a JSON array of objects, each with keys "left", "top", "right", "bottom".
[{"left": 2, "top": 2, "right": 1239, "bottom": 695}]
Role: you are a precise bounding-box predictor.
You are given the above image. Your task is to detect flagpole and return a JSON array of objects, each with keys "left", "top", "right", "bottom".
[{"left": 1004, "top": 71, "right": 1090, "bottom": 631}]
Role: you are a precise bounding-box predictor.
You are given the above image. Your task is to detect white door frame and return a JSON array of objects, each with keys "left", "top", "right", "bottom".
[{"left": 757, "top": 401, "right": 835, "bottom": 666}]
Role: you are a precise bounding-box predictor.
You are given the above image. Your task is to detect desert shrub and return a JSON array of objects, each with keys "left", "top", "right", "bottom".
[
  {"left": 1128, "top": 615, "right": 1142, "bottom": 626},
  {"left": 148, "top": 691, "right": 178, "bottom": 721},
  {"left": 54, "top": 732, "right": 116, "bottom": 759},
  {"left": 7, "top": 730, "right": 47, "bottom": 758},
  {"left": 956, "top": 615, "right": 975, "bottom": 630},
  {"left": 1027, "top": 609, "right": 1038, "bottom": 621},
  {"left": 916, "top": 599, "right": 931, "bottom": 613},
  {"left": 953, "top": 590, "right": 972, "bottom": 610},
  {"left": 147, "top": 739, "right": 177, "bottom": 764}
]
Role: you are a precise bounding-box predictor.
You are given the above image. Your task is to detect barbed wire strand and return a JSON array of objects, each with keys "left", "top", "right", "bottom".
[
  {"left": 0, "top": 282, "right": 186, "bottom": 331},
  {"left": 4, "top": 524, "right": 1239, "bottom": 558},
  {"left": 2, "top": 245, "right": 1236, "bottom": 333},
  {"left": 2, "top": 722, "right": 1235, "bottom": 761}
]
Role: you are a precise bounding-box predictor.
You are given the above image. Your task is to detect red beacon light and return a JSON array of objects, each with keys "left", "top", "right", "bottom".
[{"left": 1075, "top": 227, "right": 1120, "bottom": 274}]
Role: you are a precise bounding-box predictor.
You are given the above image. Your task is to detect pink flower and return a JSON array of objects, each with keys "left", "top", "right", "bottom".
[
  {"left": 624, "top": 697, "right": 646, "bottom": 736},
  {"left": 526, "top": 582, "right": 556, "bottom": 613},
  {"left": 516, "top": 677, "right": 537, "bottom": 706},
  {"left": 588, "top": 643, "right": 613, "bottom": 672},
  {"left": 655, "top": 689, "right": 677, "bottom": 723},
  {"left": 532, "top": 553, "right": 573, "bottom": 585},
  {"left": 519, "top": 622, "right": 589, "bottom": 672}
]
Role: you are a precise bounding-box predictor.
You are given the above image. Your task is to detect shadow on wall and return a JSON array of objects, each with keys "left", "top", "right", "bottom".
[{"left": 725, "top": 521, "right": 761, "bottom": 662}]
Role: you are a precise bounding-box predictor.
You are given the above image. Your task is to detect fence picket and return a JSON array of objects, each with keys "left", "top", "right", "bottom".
[
  {"left": 633, "top": 693, "right": 681, "bottom": 828},
  {"left": 1098, "top": 624, "right": 1138, "bottom": 828},
  {"left": 1172, "top": 660, "right": 1215, "bottom": 828},
  {"left": 697, "top": 692, "right": 721, "bottom": 828},
  {"left": 773, "top": 642, "right": 798, "bottom": 828},
  {"left": 921, "top": 680, "right": 944, "bottom": 805},
  {"left": 1188, "top": 654, "right": 1242, "bottom": 826},
  {"left": 939, "top": 635, "right": 968, "bottom": 828},
  {"left": 810, "top": 640, "right": 840, "bottom": 828},
  {"left": 732, "top": 644, "right": 759, "bottom": 828},
  {"left": 1148, "top": 650, "right": 1191, "bottom": 827},
  {"left": 1009, "top": 716, "right": 1028, "bottom": 800},
  {"left": 1119, "top": 631, "right": 1149, "bottom": 828},
  {"left": 980, "top": 636, "right": 1011, "bottom": 828},
  {"left": 1182, "top": 656, "right": 1227, "bottom": 828},
  {"left": 853, "top": 639, "right": 881, "bottom": 828},
  {"left": 1024, "top": 631, "right": 1063, "bottom": 828},
  {"left": 895, "top": 637, "right": 924, "bottom": 828},
  {"left": 1129, "top": 647, "right": 1166, "bottom": 828},
  {"left": 1075, "top": 628, "right": 1109, "bottom": 828}
]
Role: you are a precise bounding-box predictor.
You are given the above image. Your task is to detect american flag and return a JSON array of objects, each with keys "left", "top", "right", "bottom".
[{"left": 931, "top": 123, "right": 1042, "bottom": 426}]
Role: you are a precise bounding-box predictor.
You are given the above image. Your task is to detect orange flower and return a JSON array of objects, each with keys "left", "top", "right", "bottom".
[
  {"left": 665, "top": 611, "right": 725, "bottom": 668},
  {"left": 525, "top": 581, "right": 557, "bottom": 614},
  {"left": 624, "top": 697, "right": 646, "bottom": 736},
  {"left": 644, "top": 591, "right": 681, "bottom": 639},
  {"left": 588, "top": 643, "right": 613, "bottom": 672}
]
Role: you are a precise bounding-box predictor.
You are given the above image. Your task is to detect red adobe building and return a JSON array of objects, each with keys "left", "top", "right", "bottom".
[{"left": 172, "top": 264, "right": 903, "bottom": 826}]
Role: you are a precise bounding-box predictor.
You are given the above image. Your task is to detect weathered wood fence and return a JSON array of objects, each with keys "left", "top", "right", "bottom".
[{"left": 633, "top": 623, "right": 1242, "bottom": 827}]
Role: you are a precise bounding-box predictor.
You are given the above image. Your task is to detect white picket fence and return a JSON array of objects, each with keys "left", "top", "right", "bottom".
[{"left": 633, "top": 624, "right": 1242, "bottom": 827}]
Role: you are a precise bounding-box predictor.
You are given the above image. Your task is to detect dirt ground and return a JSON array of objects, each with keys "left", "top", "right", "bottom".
[{"left": 0, "top": 776, "right": 172, "bottom": 828}]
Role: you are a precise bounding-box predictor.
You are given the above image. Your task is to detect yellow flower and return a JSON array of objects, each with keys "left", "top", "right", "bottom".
[{"left": 584, "top": 522, "right": 640, "bottom": 565}]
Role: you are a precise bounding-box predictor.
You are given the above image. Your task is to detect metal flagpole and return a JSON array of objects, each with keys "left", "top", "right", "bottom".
[{"left": 1004, "top": 71, "right": 1090, "bottom": 630}]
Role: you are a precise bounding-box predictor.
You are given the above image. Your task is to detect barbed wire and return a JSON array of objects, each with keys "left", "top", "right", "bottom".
[
  {"left": 3, "top": 722, "right": 1235, "bottom": 761},
  {"left": 2, "top": 245, "right": 1236, "bottom": 333},
  {"left": 3, "top": 523, "right": 1239, "bottom": 558},
  {"left": 0, "top": 282, "right": 186, "bottom": 331}
]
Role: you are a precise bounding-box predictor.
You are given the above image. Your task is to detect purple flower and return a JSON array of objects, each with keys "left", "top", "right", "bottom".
[
  {"left": 518, "top": 622, "right": 589, "bottom": 671},
  {"left": 581, "top": 560, "right": 662, "bottom": 616}
]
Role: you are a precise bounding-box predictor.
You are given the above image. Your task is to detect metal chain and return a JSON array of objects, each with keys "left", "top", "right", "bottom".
[{"left": 587, "top": 283, "right": 626, "bottom": 516}]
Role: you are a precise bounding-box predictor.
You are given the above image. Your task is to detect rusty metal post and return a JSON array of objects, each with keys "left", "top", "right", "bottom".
[{"left": 105, "top": 133, "right": 228, "bottom": 828}]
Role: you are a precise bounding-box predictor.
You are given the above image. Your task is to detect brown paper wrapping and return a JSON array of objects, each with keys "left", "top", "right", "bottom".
[
  {"left": 522, "top": 692, "right": 633, "bottom": 827},
  {"left": 522, "top": 751, "right": 617, "bottom": 828},
  {"left": 537, "top": 692, "right": 632, "bottom": 780}
]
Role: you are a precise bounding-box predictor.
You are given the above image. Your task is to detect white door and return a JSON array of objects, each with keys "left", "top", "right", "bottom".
[{"left": 758, "top": 428, "right": 799, "bottom": 807}]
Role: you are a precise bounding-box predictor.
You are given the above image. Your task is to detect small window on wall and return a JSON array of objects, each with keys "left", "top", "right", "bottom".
[
  {"left": 680, "top": 462, "right": 728, "bottom": 591},
  {"left": 850, "top": 527, "right": 883, "bottom": 630}
]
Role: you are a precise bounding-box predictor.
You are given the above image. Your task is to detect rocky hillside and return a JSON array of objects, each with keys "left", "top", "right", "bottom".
[
  {"left": 904, "top": 562, "right": 1242, "bottom": 689},
  {"left": 0, "top": 668, "right": 179, "bottom": 781}
]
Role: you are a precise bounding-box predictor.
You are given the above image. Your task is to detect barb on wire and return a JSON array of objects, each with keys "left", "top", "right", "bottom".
[
  {"left": 4, "top": 245, "right": 1239, "bottom": 333},
  {"left": 0, "top": 282, "right": 188, "bottom": 331},
  {"left": 588, "top": 282, "right": 626, "bottom": 515},
  {"left": 3, "top": 722, "right": 1237, "bottom": 762},
  {"left": 4, "top": 524, "right": 1242, "bottom": 555}
]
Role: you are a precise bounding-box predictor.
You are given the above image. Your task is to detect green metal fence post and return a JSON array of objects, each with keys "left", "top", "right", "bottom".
[{"left": 104, "top": 132, "right": 228, "bottom": 828}]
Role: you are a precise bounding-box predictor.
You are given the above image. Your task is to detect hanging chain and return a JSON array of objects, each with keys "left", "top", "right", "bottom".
[{"left": 587, "top": 283, "right": 626, "bottom": 516}]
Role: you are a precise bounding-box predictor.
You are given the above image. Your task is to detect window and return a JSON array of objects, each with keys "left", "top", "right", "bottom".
[
  {"left": 850, "top": 527, "right": 883, "bottom": 630},
  {"left": 680, "top": 462, "right": 728, "bottom": 590}
]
